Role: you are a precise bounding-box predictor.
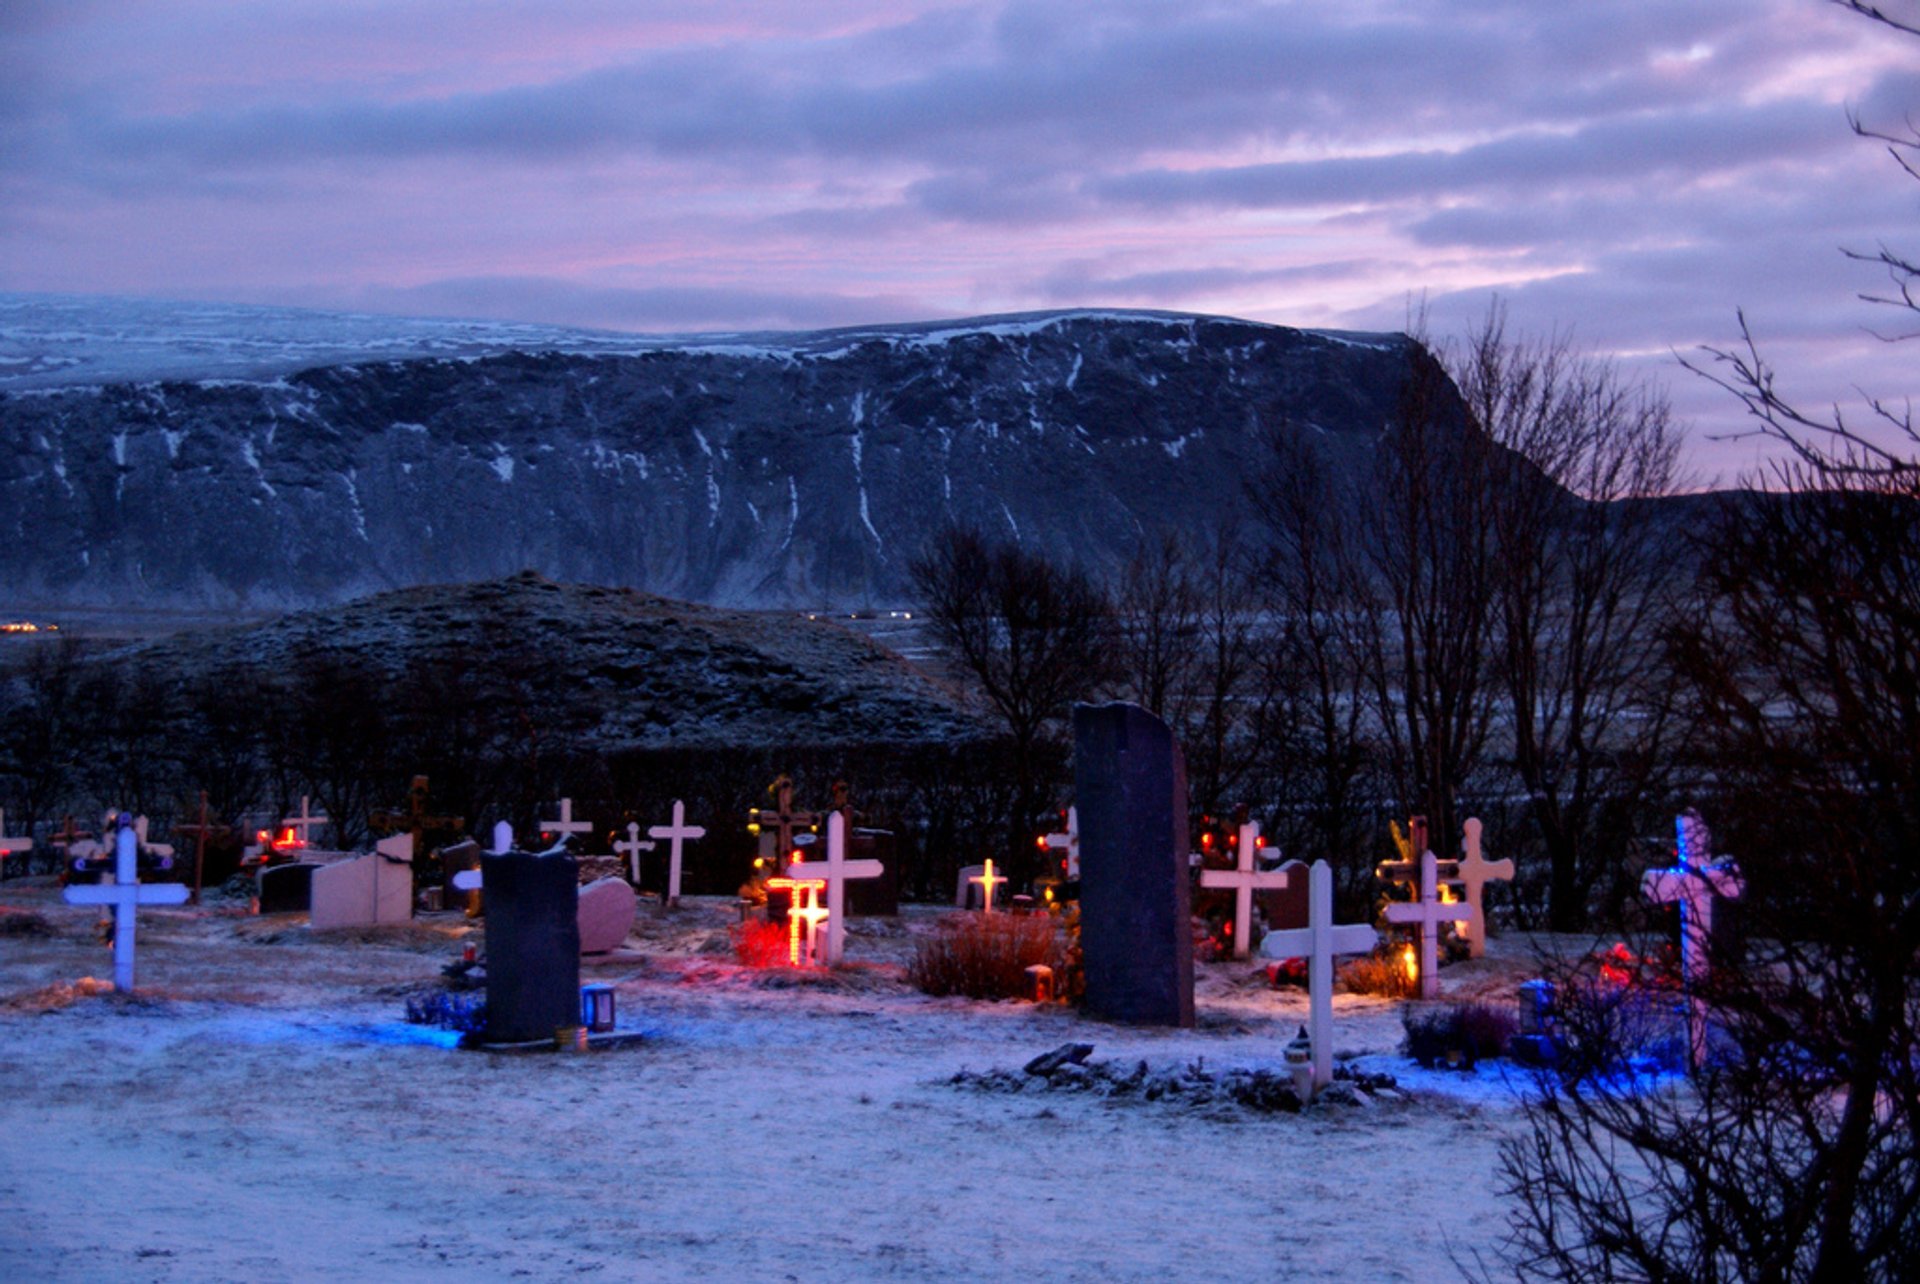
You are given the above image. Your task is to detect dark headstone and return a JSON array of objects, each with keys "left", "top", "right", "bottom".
[
  {"left": 480, "top": 847, "right": 581, "bottom": 1044},
  {"left": 440, "top": 839, "right": 482, "bottom": 905},
  {"left": 846, "top": 828, "right": 899, "bottom": 917},
  {"left": 1260, "top": 858, "right": 1310, "bottom": 933},
  {"left": 1073, "top": 702, "right": 1194, "bottom": 1027},
  {"left": 257, "top": 861, "right": 319, "bottom": 914}
]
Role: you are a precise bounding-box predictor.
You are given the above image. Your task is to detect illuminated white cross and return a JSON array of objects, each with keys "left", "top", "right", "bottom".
[
  {"left": 1643, "top": 810, "right": 1744, "bottom": 1068},
  {"left": 1450, "top": 818, "right": 1512, "bottom": 959},
  {"left": 1259, "top": 859, "right": 1377, "bottom": 1096},
  {"left": 615, "top": 822, "right": 655, "bottom": 886},
  {"left": 539, "top": 798, "right": 594, "bottom": 845},
  {"left": 62, "top": 819, "right": 188, "bottom": 991},
  {"left": 648, "top": 800, "right": 705, "bottom": 906},
  {"left": 1383, "top": 850, "right": 1479, "bottom": 1000},
  {"left": 1199, "top": 820, "right": 1291, "bottom": 960},
  {"left": 783, "top": 811, "right": 882, "bottom": 966},
  {"left": 280, "top": 795, "right": 331, "bottom": 847},
  {"left": 969, "top": 858, "right": 1008, "bottom": 912},
  {"left": 766, "top": 868, "right": 829, "bottom": 966},
  {"left": 1044, "top": 806, "right": 1080, "bottom": 879}
]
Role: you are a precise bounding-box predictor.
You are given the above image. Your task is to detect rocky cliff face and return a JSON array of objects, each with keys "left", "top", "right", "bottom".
[{"left": 0, "top": 308, "right": 1424, "bottom": 609}]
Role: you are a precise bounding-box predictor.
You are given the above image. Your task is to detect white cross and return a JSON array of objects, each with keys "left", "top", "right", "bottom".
[
  {"left": 110, "top": 813, "right": 174, "bottom": 861},
  {"left": 783, "top": 811, "right": 882, "bottom": 966},
  {"left": 0, "top": 811, "right": 31, "bottom": 863},
  {"left": 767, "top": 868, "right": 829, "bottom": 967},
  {"left": 1450, "top": 818, "right": 1512, "bottom": 959},
  {"left": 540, "top": 798, "right": 594, "bottom": 845},
  {"left": 280, "top": 795, "right": 331, "bottom": 847},
  {"left": 1044, "top": 806, "right": 1080, "bottom": 879},
  {"left": 648, "top": 800, "right": 705, "bottom": 906},
  {"left": 1259, "top": 859, "right": 1377, "bottom": 1097},
  {"left": 1383, "top": 851, "right": 1479, "bottom": 1000},
  {"left": 969, "top": 858, "right": 1008, "bottom": 912},
  {"left": 1198, "top": 820, "right": 1291, "bottom": 960},
  {"left": 615, "top": 822, "right": 656, "bottom": 886},
  {"left": 1643, "top": 810, "right": 1744, "bottom": 1068},
  {"left": 62, "top": 820, "right": 188, "bottom": 991}
]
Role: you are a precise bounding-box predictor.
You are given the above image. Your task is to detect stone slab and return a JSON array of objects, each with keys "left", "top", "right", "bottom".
[{"left": 577, "top": 877, "right": 637, "bottom": 954}]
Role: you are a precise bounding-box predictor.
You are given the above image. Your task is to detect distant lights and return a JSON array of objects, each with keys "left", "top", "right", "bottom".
[{"left": 0, "top": 621, "right": 55, "bottom": 634}]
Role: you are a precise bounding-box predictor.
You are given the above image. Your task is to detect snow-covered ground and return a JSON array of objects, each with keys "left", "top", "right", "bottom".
[{"left": 0, "top": 884, "right": 1553, "bottom": 1281}]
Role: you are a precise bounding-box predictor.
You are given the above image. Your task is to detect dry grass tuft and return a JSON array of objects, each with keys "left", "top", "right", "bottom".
[
  {"left": 1339, "top": 949, "right": 1418, "bottom": 999},
  {"left": 909, "top": 912, "right": 1065, "bottom": 1000}
]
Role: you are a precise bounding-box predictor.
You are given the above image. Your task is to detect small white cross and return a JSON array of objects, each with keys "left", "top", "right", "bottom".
[
  {"left": 783, "top": 811, "right": 882, "bottom": 966},
  {"left": 1450, "top": 818, "right": 1512, "bottom": 959},
  {"left": 1198, "top": 820, "right": 1291, "bottom": 960},
  {"left": 62, "top": 820, "right": 188, "bottom": 991},
  {"left": 969, "top": 858, "right": 1008, "bottom": 912},
  {"left": 1044, "top": 806, "right": 1080, "bottom": 879},
  {"left": 615, "top": 822, "right": 655, "bottom": 886},
  {"left": 1259, "top": 859, "right": 1377, "bottom": 1096},
  {"left": 540, "top": 798, "right": 595, "bottom": 845},
  {"left": 280, "top": 795, "right": 331, "bottom": 847},
  {"left": 648, "top": 800, "right": 705, "bottom": 906},
  {"left": 1383, "top": 851, "right": 1479, "bottom": 1000}
]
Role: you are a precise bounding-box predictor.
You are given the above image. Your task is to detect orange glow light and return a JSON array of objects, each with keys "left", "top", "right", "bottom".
[{"left": 1402, "top": 944, "right": 1418, "bottom": 984}]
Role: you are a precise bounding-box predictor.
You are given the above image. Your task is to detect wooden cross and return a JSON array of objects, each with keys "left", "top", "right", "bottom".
[
  {"left": 118, "top": 814, "right": 173, "bottom": 861},
  {"left": 1044, "top": 805, "right": 1080, "bottom": 880},
  {"left": 63, "top": 817, "right": 188, "bottom": 990},
  {"left": 280, "top": 795, "right": 330, "bottom": 849},
  {"left": 648, "top": 800, "right": 705, "bottom": 906},
  {"left": 783, "top": 811, "right": 882, "bottom": 966},
  {"left": 1383, "top": 850, "right": 1480, "bottom": 1000},
  {"left": 765, "top": 866, "right": 829, "bottom": 966},
  {"left": 369, "top": 776, "right": 464, "bottom": 860},
  {"left": 1259, "top": 859, "right": 1378, "bottom": 1096},
  {"left": 539, "top": 797, "right": 595, "bottom": 847},
  {"left": 1450, "top": 818, "right": 1512, "bottom": 959},
  {"left": 172, "top": 792, "right": 233, "bottom": 905},
  {"left": 969, "top": 858, "right": 1008, "bottom": 913},
  {"left": 0, "top": 810, "right": 32, "bottom": 878},
  {"left": 1378, "top": 814, "right": 1452, "bottom": 887},
  {"left": 615, "top": 821, "right": 655, "bottom": 886},
  {"left": 1199, "top": 820, "right": 1291, "bottom": 960},
  {"left": 51, "top": 815, "right": 93, "bottom": 859},
  {"left": 751, "top": 774, "right": 818, "bottom": 860}
]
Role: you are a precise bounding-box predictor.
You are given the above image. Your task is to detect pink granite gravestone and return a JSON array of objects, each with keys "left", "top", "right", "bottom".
[
  {"left": 576, "top": 877, "right": 637, "bottom": 954},
  {"left": 309, "top": 834, "right": 413, "bottom": 929}
]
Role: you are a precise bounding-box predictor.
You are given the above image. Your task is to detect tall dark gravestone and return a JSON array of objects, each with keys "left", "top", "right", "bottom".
[
  {"left": 480, "top": 848, "right": 581, "bottom": 1044},
  {"left": 1073, "top": 702, "right": 1194, "bottom": 1027}
]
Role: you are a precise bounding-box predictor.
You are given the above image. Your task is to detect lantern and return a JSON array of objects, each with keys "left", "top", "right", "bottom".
[{"left": 580, "top": 983, "right": 616, "bottom": 1033}]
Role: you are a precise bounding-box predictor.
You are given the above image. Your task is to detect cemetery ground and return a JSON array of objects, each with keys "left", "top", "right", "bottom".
[{"left": 0, "top": 885, "right": 1562, "bottom": 1282}]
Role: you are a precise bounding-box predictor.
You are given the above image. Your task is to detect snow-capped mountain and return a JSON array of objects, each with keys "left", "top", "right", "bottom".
[{"left": 0, "top": 295, "right": 1428, "bottom": 609}]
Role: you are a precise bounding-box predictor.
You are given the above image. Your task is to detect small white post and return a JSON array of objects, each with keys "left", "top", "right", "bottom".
[
  {"left": 490, "top": 820, "right": 515, "bottom": 854},
  {"left": 648, "top": 800, "right": 705, "bottom": 906}
]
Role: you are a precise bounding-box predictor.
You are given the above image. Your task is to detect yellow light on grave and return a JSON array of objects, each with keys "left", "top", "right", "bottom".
[{"left": 1402, "top": 943, "right": 1419, "bottom": 985}]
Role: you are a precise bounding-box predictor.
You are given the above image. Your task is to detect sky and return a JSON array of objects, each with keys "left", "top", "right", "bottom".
[{"left": 2, "top": 0, "right": 1916, "bottom": 483}]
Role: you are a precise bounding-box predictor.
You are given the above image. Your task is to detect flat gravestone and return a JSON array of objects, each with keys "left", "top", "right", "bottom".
[
  {"left": 257, "top": 862, "right": 320, "bottom": 914},
  {"left": 1073, "top": 702, "right": 1194, "bottom": 1027},
  {"left": 481, "top": 847, "right": 581, "bottom": 1044},
  {"left": 309, "top": 835, "right": 414, "bottom": 930},
  {"left": 577, "top": 877, "right": 637, "bottom": 954}
]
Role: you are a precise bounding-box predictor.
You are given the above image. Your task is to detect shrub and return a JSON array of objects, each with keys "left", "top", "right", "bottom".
[
  {"left": 909, "top": 912, "right": 1066, "bottom": 1000},
  {"left": 1339, "top": 947, "right": 1417, "bottom": 998}
]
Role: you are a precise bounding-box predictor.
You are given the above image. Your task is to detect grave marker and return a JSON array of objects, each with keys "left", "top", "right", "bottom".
[
  {"left": 969, "top": 858, "right": 1007, "bottom": 913},
  {"left": 1382, "top": 850, "right": 1478, "bottom": 1000},
  {"left": 0, "top": 810, "right": 32, "bottom": 879},
  {"left": 765, "top": 864, "right": 828, "bottom": 966},
  {"left": 62, "top": 815, "right": 188, "bottom": 991},
  {"left": 280, "top": 795, "right": 330, "bottom": 849},
  {"left": 539, "top": 797, "right": 595, "bottom": 847},
  {"left": 1043, "top": 806, "right": 1081, "bottom": 880},
  {"left": 477, "top": 844, "right": 580, "bottom": 1043},
  {"left": 310, "top": 834, "right": 414, "bottom": 929},
  {"left": 370, "top": 776, "right": 463, "bottom": 888},
  {"left": 1198, "top": 820, "right": 1290, "bottom": 960},
  {"left": 615, "top": 822, "right": 655, "bottom": 886},
  {"left": 1642, "top": 809, "right": 1744, "bottom": 1068},
  {"left": 782, "top": 811, "right": 881, "bottom": 966},
  {"left": 1074, "top": 702, "right": 1194, "bottom": 1027},
  {"left": 750, "top": 774, "right": 818, "bottom": 862},
  {"left": 172, "top": 792, "right": 233, "bottom": 905},
  {"left": 648, "top": 801, "right": 704, "bottom": 906},
  {"left": 1258, "top": 859, "right": 1377, "bottom": 1096},
  {"left": 1450, "top": 818, "right": 1512, "bottom": 958}
]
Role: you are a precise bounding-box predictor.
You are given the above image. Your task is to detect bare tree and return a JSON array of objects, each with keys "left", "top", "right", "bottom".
[
  {"left": 909, "top": 524, "right": 1111, "bottom": 877},
  {"left": 1452, "top": 305, "right": 1685, "bottom": 929}
]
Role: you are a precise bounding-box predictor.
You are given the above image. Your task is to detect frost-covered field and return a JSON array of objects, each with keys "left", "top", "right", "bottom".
[{"left": 0, "top": 886, "right": 1548, "bottom": 1281}]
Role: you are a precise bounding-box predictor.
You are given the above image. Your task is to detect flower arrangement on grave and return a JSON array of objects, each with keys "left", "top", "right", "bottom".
[
  {"left": 729, "top": 918, "right": 791, "bottom": 968},
  {"left": 1401, "top": 1000, "right": 1518, "bottom": 1070}
]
